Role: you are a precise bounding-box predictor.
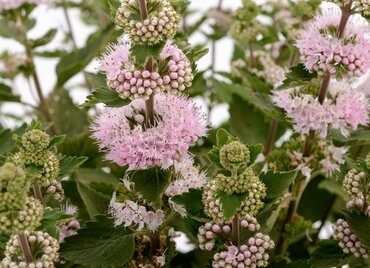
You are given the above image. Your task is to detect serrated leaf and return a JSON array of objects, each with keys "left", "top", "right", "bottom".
[
  {"left": 39, "top": 208, "right": 74, "bottom": 238},
  {"left": 207, "top": 146, "right": 222, "bottom": 169},
  {"left": 216, "top": 191, "right": 249, "bottom": 219},
  {"left": 343, "top": 210, "right": 370, "bottom": 249},
  {"left": 278, "top": 63, "right": 317, "bottom": 90},
  {"left": 107, "top": 0, "right": 121, "bottom": 21},
  {"left": 58, "top": 156, "right": 88, "bottom": 178},
  {"left": 48, "top": 134, "right": 66, "bottom": 148},
  {"left": 130, "top": 42, "right": 166, "bottom": 66},
  {"left": 60, "top": 215, "right": 135, "bottom": 268},
  {"left": 0, "top": 83, "right": 21, "bottom": 102},
  {"left": 30, "top": 28, "right": 57, "bottom": 48},
  {"left": 83, "top": 86, "right": 130, "bottom": 107},
  {"left": 259, "top": 170, "right": 298, "bottom": 203},
  {"left": 130, "top": 168, "right": 171, "bottom": 209}
]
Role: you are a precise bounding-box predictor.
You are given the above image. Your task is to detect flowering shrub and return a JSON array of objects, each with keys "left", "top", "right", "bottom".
[{"left": 0, "top": 0, "right": 370, "bottom": 267}]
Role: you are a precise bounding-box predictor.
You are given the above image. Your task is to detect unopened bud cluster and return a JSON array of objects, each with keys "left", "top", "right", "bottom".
[
  {"left": 44, "top": 179, "right": 64, "bottom": 202},
  {"left": 203, "top": 178, "right": 266, "bottom": 222},
  {"left": 108, "top": 69, "right": 164, "bottom": 101},
  {"left": 198, "top": 216, "right": 260, "bottom": 251},
  {"left": 220, "top": 141, "right": 250, "bottom": 172},
  {"left": 0, "top": 197, "right": 43, "bottom": 233},
  {"left": 343, "top": 169, "right": 367, "bottom": 201},
  {"left": 161, "top": 42, "right": 194, "bottom": 95},
  {"left": 230, "top": 20, "right": 267, "bottom": 43},
  {"left": 115, "top": 0, "right": 180, "bottom": 46},
  {"left": 333, "top": 219, "right": 369, "bottom": 259},
  {"left": 2, "top": 231, "right": 59, "bottom": 268},
  {"left": 212, "top": 233, "right": 275, "bottom": 268},
  {"left": 0, "top": 163, "right": 30, "bottom": 211},
  {"left": 217, "top": 168, "right": 255, "bottom": 195}
]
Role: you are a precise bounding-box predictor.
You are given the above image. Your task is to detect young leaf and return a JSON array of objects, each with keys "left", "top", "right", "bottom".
[
  {"left": 130, "top": 42, "right": 166, "bottom": 66},
  {"left": 130, "top": 168, "right": 171, "bottom": 209},
  {"left": 216, "top": 128, "right": 230, "bottom": 147},
  {"left": 278, "top": 63, "right": 317, "bottom": 90},
  {"left": 0, "top": 83, "right": 21, "bottom": 102},
  {"left": 29, "top": 28, "right": 57, "bottom": 48},
  {"left": 83, "top": 86, "right": 130, "bottom": 107},
  {"left": 48, "top": 134, "right": 66, "bottom": 148},
  {"left": 259, "top": 170, "right": 298, "bottom": 203},
  {"left": 248, "top": 144, "right": 263, "bottom": 165},
  {"left": 58, "top": 155, "right": 88, "bottom": 178},
  {"left": 216, "top": 191, "right": 249, "bottom": 219},
  {"left": 60, "top": 215, "right": 135, "bottom": 268}
]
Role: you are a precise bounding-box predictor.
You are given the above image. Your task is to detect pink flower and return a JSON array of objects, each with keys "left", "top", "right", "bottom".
[
  {"left": 99, "top": 43, "right": 130, "bottom": 81},
  {"left": 272, "top": 82, "right": 369, "bottom": 138},
  {"left": 91, "top": 93, "right": 207, "bottom": 170},
  {"left": 165, "top": 158, "right": 207, "bottom": 197},
  {"left": 296, "top": 9, "right": 370, "bottom": 79}
]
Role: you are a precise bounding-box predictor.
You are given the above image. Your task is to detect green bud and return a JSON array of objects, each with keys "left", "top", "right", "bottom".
[
  {"left": 22, "top": 129, "right": 50, "bottom": 152},
  {"left": 0, "top": 197, "right": 43, "bottom": 233},
  {"left": 216, "top": 167, "right": 255, "bottom": 195},
  {"left": 219, "top": 141, "right": 250, "bottom": 172},
  {"left": 36, "top": 151, "right": 60, "bottom": 184},
  {"left": 0, "top": 163, "right": 30, "bottom": 211}
]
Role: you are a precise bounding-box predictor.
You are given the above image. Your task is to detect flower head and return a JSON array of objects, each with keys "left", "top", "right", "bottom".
[
  {"left": 296, "top": 10, "right": 370, "bottom": 79},
  {"left": 91, "top": 93, "right": 207, "bottom": 170}
]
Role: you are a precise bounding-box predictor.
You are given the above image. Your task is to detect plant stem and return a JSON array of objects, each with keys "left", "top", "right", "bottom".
[
  {"left": 263, "top": 120, "right": 278, "bottom": 156},
  {"left": 337, "top": 0, "right": 353, "bottom": 39},
  {"left": 249, "top": 42, "right": 255, "bottom": 68},
  {"left": 18, "top": 233, "right": 33, "bottom": 263},
  {"left": 33, "top": 182, "right": 44, "bottom": 205},
  {"left": 138, "top": 0, "right": 148, "bottom": 20},
  {"left": 62, "top": 0, "right": 77, "bottom": 48},
  {"left": 232, "top": 216, "right": 240, "bottom": 246}
]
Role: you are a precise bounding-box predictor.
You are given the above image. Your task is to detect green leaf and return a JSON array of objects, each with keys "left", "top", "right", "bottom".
[
  {"left": 0, "top": 129, "right": 13, "bottom": 154},
  {"left": 130, "top": 42, "right": 166, "bottom": 66},
  {"left": 73, "top": 168, "right": 118, "bottom": 218},
  {"left": 47, "top": 89, "right": 89, "bottom": 135},
  {"left": 278, "top": 64, "right": 317, "bottom": 90},
  {"left": 309, "top": 240, "right": 346, "bottom": 268},
  {"left": 30, "top": 28, "right": 57, "bottom": 48},
  {"left": 207, "top": 146, "right": 223, "bottom": 169},
  {"left": 216, "top": 191, "right": 249, "bottom": 219},
  {"left": 318, "top": 179, "right": 347, "bottom": 201},
  {"left": 107, "top": 0, "right": 120, "bottom": 21},
  {"left": 0, "top": 83, "right": 21, "bottom": 102},
  {"left": 56, "top": 25, "right": 120, "bottom": 87},
  {"left": 248, "top": 144, "right": 263, "bottom": 165},
  {"left": 216, "top": 128, "right": 230, "bottom": 147},
  {"left": 84, "top": 72, "right": 107, "bottom": 88},
  {"left": 130, "top": 168, "right": 171, "bottom": 209},
  {"left": 171, "top": 189, "right": 206, "bottom": 219},
  {"left": 58, "top": 156, "right": 88, "bottom": 178},
  {"left": 48, "top": 134, "right": 66, "bottom": 148},
  {"left": 83, "top": 86, "right": 130, "bottom": 107},
  {"left": 0, "top": 19, "right": 23, "bottom": 43},
  {"left": 212, "top": 79, "right": 284, "bottom": 121},
  {"left": 60, "top": 215, "right": 135, "bottom": 268},
  {"left": 39, "top": 208, "right": 74, "bottom": 238},
  {"left": 343, "top": 210, "right": 370, "bottom": 249},
  {"left": 259, "top": 170, "right": 298, "bottom": 203}
]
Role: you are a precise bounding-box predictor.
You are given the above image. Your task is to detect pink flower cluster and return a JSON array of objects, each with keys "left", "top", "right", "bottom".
[
  {"left": 99, "top": 44, "right": 163, "bottom": 101},
  {"left": 320, "top": 143, "right": 347, "bottom": 176},
  {"left": 160, "top": 41, "right": 194, "bottom": 95},
  {"left": 110, "top": 194, "right": 165, "bottom": 231},
  {"left": 272, "top": 82, "right": 369, "bottom": 138},
  {"left": 91, "top": 93, "right": 207, "bottom": 170},
  {"left": 296, "top": 11, "right": 370, "bottom": 79},
  {"left": 212, "top": 234, "right": 275, "bottom": 268},
  {"left": 0, "top": 0, "right": 42, "bottom": 11},
  {"left": 165, "top": 159, "right": 207, "bottom": 197},
  {"left": 99, "top": 41, "right": 194, "bottom": 100}
]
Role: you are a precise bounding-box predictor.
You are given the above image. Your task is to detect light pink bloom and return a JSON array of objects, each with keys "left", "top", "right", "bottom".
[
  {"left": 91, "top": 93, "right": 207, "bottom": 170},
  {"left": 296, "top": 10, "right": 370, "bottom": 79}
]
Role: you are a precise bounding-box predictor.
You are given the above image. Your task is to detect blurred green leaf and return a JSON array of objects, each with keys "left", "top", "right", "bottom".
[
  {"left": 30, "top": 28, "right": 57, "bottom": 48},
  {"left": 0, "top": 83, "right": 21, "bottom": 102},
  {"left": 309, "top": 240, "right": 346, "bottom": 268},
  {"left": 60, "top": 215, "right": 135, "bottom": 268}
]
